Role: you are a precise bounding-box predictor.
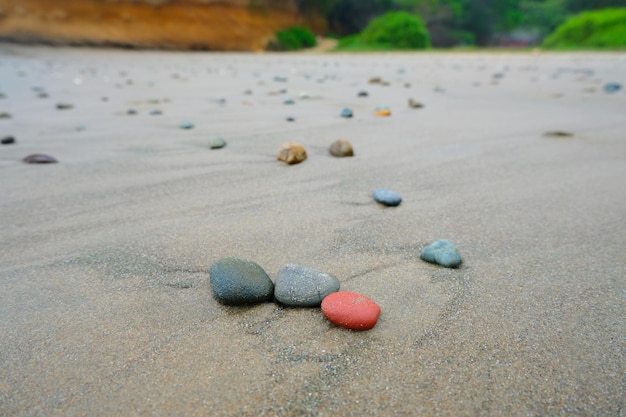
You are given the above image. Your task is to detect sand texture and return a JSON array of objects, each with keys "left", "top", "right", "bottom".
[{"left": 0, "top": 45, "right": 625, "bottom": 416}]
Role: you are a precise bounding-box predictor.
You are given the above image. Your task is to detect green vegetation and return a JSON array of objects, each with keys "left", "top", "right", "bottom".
[
  {"left": 543, "top": 8, "right": 626, "bottom": 48},
  {"left": 360, "top": 11, "right": 431, "bottom": 49},
  {"left": 268, "top": 26, "right": 317, "bottom": 51}
]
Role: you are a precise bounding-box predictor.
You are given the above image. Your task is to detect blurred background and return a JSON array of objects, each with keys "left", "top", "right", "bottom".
[{"left": 0, "top": 0, "right": 624, "bottom": 51}]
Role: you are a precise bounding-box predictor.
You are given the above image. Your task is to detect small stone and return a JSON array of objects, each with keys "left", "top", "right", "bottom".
[
  {"left": 369, "top": 77, "right": 382, "bottom": 84},
  {"left": 374, "top": 106, "right": 391, "bottom": 117},
  {"left": 274, "top": 264, "right": 340, "bottom": 307},
  {"left": 1, "top": 136, "right": 15, "bottom": 144},
  {"left": 180, "top": 121, "right": 194, "bottom": 129},
  {"left": 420, "top": 239, "right": 462, "bottom": 268},
  {"left": 274, "top": 76, "right": 288, "bottom": 82},
  {"left": 286, "top": 116, "right": 295, "bottom": 122},
  {"left": 127, "top": 109, "right": 138, "bottom": 115},
  {"left": 23, "top": 154, "right": 58, "bottom": 164},
  {"left": 321, "top": 291, "right": 381, "bottom": 331},
  {"left": 283, "top": 98, "right": 296, "bottom": 105},
  {"left": 209, "top": 136, "right": 226, "bottom": 149},
  {"left": 543, "top": 130, "right": 573, "bottom": 138},
  {"left": 209, "top": 257, "right": 274, "bottom": 305},
  {"left": 604, "top": 83, "right": 621, "bottom": 93},
  {"left": 149, "top": 109, "right": 162, "bottom": 116},
  {"left": 277, "top": 142, "right": 307, "bottom": 165},
  {"left": 0, "top": 112, "right": 11, "bottom": 119},
  {"left": 329, "top": 139, "right": 354, "bottom": 157},
  {"left": 0, "top": 93, "right": 5, "bottom": 99},
  {"left": 56, "top": 103, "right": 73, "bottom": 110},
  {"left": 373, "top": 188, "right": 402, "bottom": 207},
  {"left": 340, "top": 107, "right": 353, "bottom": 118},
  {"left": 357, "top": 90, "right": 369, "bottom": 97},
  {"left": 38, "top": 92, "right": 49, "bottom": 99},
  {"left": 408, "top": 98, "right": 424, "bottom": 108},
  {"left": 299, "top": 91, "right": 310, "bottom": 99},
  {"left": 243, "top": 89, "right": 253, "bottom": 95}
]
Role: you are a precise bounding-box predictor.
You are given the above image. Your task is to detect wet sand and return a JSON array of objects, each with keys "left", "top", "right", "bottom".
[{"left": 0, "top": 44, "right": 624, "bottom": 416}]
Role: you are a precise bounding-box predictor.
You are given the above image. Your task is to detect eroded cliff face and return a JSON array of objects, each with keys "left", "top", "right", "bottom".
[{"left": 0, "top": 0, "right": 315, "bottom": 51}]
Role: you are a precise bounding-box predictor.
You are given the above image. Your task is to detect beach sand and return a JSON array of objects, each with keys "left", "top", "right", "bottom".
[{"left": 0, "top": 44, "right": 624, "bottom": 416}]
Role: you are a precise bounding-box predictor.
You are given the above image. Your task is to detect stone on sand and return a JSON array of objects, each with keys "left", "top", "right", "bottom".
[
  {"left": 274, "top": 264, "right": 340, "bottom": 307},
  {"left": 420, "top": 239, "right": 462, "bottom": 268},
  {"left": 209, "top": 258, "right": 274, "bottom": 305},
  {"left": 277, "top": 142, "right": 307, "bottom": 165}
]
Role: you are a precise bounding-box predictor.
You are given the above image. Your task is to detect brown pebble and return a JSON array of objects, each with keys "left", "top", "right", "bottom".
[
  {"left": 408, "top": 98, "right": 424, "bottom": 108},
  {"left": 329, "top": 139, "right": 354, "bottom": 157},
  {"left": 277, "top": 142, "right": 307, "bottom": 165},
  {"left": 23, "top": 154, "right": 58, "bottom": 164},
  {"left": 543, "top": 131, "right": 574, "bottom": 138}
]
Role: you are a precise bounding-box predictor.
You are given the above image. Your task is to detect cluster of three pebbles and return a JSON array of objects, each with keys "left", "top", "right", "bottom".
[{"left": 209, "top": 239, "right": 461, "bottom": 331}]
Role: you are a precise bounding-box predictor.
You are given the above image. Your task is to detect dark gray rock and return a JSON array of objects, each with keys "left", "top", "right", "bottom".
[
  {"left": 56, "top": 103, "right": 73, "bottom": 110},
  {"left": 209, "top": 258, "right": 274, "bottom": 305},
  {"left": 373, "top": 188, "right": 402, "bottom": 207},
  {"left": 274, "top": 264, "right": 340, "bottom": 307},
  {"left": 357, "top": 90, "right": 369, "bottom": 97},
  {"left": 23, "top": 154, "right": 58, "bottom": 164},
  {"left": 1, "top": 136, "right": 15, "bottom": 145},
  {"left": 420, "top": 239, "right": 462, "bottom": 268}
]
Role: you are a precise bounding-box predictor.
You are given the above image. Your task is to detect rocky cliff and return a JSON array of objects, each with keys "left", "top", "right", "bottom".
[{"left": 0, "top": 0, "right": 318, "bottom": 51}]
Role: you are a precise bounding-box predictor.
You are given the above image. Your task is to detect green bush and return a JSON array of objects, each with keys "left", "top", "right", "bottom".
[
  {"left": 360, "top": 11, "right": 430, "bottom": 49},
  {"left": 543, "top": 8, "right": 626, "bottom": 49},
  {"left": 270, "top": 27, "right": 317, "bottom": 51}
]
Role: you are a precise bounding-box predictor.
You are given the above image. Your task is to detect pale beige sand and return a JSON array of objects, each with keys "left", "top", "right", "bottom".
[{"left": 1, "top": 45, "right": 625, "bottom": 416}]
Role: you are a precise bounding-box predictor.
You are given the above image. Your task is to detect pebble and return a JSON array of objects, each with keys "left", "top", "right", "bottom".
[
  {"left": 544, "top": 130, "right": 573, "bottom": 138},
  {"left": 357, "top": 90, "right": 369, "bottom": 97},
  {"left": 408, "top": 98, "right": 424, "bottom": 108},
  {"left": 283, "top": 98, "right": 296, "bottom": 105},
  {"left": 274, "top": 264, "right": 340, "bottom": 307},
  {"left": 340, "top": 107, "right": 353, "bottom": 118},
  {"left": 56, "top": 103, "right": 73, "bottom": 110},
  {"left": 23, "top": 154, "right": 58, "bottom": 164},
  {"left": 0, "top": 112, "right": 11, "bottom": 119},
  {"left": 374, "top": 106, "right": 391, "bottom": 117},
  {"left": 209, "top": 136, "right": 226, "bottom": 149},
  {"left": 127, "top": 109, "right": 138, "bottom": 115},
  {"left": 373, "top": 188, "right": 402, "bottom": 206},
  {"left": 604, "top": 83, "right": 621, "bottom": 93},
  {"left": 1, "top": 136, "right": 15, "bottom": 144},
  {"left": 286, "top": 116, "right": 295, "bottom": 122},
  {"left": 277, "top": 142, "right": 307, "bottom": 165},
  {"left": 329, "top": 139, "right": 354, "bottom": 157},
  {"left": 180, "top": 121, "right": 194, "bottom": 129},
  {"left": 149, "top": 109, "right": 162, "bottom": 116},
  {"left": 420, "top": 239, "right": 462, "bottom": 268},
  {"left": 321, "top": 291, "right": 381, "bottom": 331},
  {"left": 209, "top": 258, "right": 274, "bottom": 305}
]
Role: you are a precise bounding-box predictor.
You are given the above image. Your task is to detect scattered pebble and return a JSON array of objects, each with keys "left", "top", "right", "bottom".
[
  {"left": 357, "top": 90, "right": 369, "bottom": 97},
  {"left": 23, "top": 154, "right": 58, "bottom": 164},
  {"left": 1, "top": 136, "right": 15, "bottom": 145},
  {"left": 543, "top": 130, "right": 573, "bottom": 138},
  {"left": 286, "top": 116, "right": 295, "bottom": 122},
  {"left": 604, "top": 83, "right": 622, "bottom": 93},
  {"left": 329, "top": 139, "right": 354, "bottom": 157},
  {"left": 274, "top": 264, "right": 340, "bottom": 307},
  {"left": 321, "top": 291, "right": 381, "bottom": 331},
  {"left": 373, "top": 188, "right": 402, "bottom": 207},
  {"left": 368, "top": 77, "right": 382, "bottom": 84},
  {"left": 283, "top": 98, "right": 296, "bottom": 105},
  {"left": 0, "top": 112, "right": 12, "bottom": 119},
  {"left": 149, "top": 109, "right": 162, "bottom": 116},
  {"left": 408, "top": 98, "right": 424, "bottom": 108},
  {"left": 209, "top": 136, "right": 226, "bottom": 149},
  {"left": 38, "top": 92, "right": 49, "bottom": 99},
  {"left": 180, "top": 121, "right": 194, "bottom": 129},
  {"left": 420, "top": 239, "right": 462, "bottom": 268},
  {"left": 374, "top": 106, "right": 391, "bottom": 117},
  {"left": 277, "top": 142, "right": 307, "bottom": 165},
  {"left": 340, "top": 107, "right": 353, "bottom": 118},
  {"left": 209, "top": 258, "right": 274, "bottom": 305},
  {"left": 127, "top": 109, "right": 138, "bottom": 115},
  {"left": 56, "top": 103, "right": 73, "bottom": 110}
]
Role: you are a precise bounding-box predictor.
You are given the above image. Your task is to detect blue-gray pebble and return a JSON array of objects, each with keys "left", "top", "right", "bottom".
[
  {"left": 209, "top": 136, "right": 226, "bottom": 149},
  {"left": 340, "top": 107, "right": 353, "bottom": 118},
  {"left": 604, "top": 83, "right": 621, "bottom": 93},
  {"left": 274, "top": 264, "right": 340, "bottom": 307},
  {"left": 209, "top": 258, "right": 274, "bottom": 305},
  {"left": 373, "top": 188, "right": 402, "bottom": 207},
  {"left": 180, "top": 121, "right": 194, "bottom": 129},
  {"left": 420, "top": 239, "right": 462, "bottom": 268}
]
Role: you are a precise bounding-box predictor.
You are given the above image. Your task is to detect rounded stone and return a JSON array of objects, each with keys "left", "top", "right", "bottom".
[
  {"left": 374, "top": 106, "right": 391, "bottom": 117},
  {"left": 274, "top": 264, "right": 340, "bottom": 307},
  {"left": 283, "top": 98, "right": 296, "bottom": 105},
  {"left": 420, "top": 239, "right": 462, "bottom": 268},
  {"left": 23, "top": 154, "right": 58, "bottom": 164},
  {"left": 408, "top": 98, "right": 424, "bottom": 108},
  {"left": 180, "top": 121, "right": 194, "bottom": 129},
  {"left": 277, "top": 142, "right": 307, "bottom": 165},
  {"left": 329, "top": 139, "right": 354, "bottom": 157},
  {"left": 56, "top": 103, "right": 73, "bottom": 110},
  {"left": 357, "top": 90, "right": 369, "bottom": 97},
  {"left": 1, "top": 136, "right": 15, "bottom": 145},
  {"left": 340, "top": 107, "right": 353, "bottom": 118},
  {"left": 209, "top": 136, "right": 226, "bottom": 149},
  {"left": 321, "top": 291, "right": 381, "bottom": 331},
  {"left": 604, "top": 83, "right": 621, "bottom": 93},
  {"left": 209, "top": 258, "right": 274, "bottom": 305},
  {"left": 373, "top": 188, "right": 402, "bottom": 207}
]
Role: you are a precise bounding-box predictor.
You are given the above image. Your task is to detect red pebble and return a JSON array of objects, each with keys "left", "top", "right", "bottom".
[{"left": 321, "top": 291, "right": 381, "bottom": 330}]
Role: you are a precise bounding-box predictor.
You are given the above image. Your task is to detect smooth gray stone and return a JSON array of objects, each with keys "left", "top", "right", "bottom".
[
  {"left": 180, "top": 121, "right": 194, "bottom": 129},
  {"left": 420, "top": 239, "right": 462, "bottom": 268},
  {"left": 209, "top": 136, "right": 226, "bottom": 149},
  {"left": 209, "top": 258, "right": 274, "bottom": 305},
  {"left": 373, "top": 188, "right": 402, "bottom": 207},
  {"left": 274, "top": 264, "right": 340, "bottom": 307}
]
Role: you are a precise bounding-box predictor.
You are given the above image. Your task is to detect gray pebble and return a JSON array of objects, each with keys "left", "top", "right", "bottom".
[{"left": 274, "top": 264, "right": 340, "bottom": 307}]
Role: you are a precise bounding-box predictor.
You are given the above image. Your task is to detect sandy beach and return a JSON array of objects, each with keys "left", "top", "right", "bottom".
[{"left": 0, "top": 44, "right": 624, "bottom": 416}]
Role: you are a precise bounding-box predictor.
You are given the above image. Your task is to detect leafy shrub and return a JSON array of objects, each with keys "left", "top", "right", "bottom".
[
  {"left": 543, "top": 8, "right": 626, "bottom": 49},
  {"left": 360, "top": 11, "right": 430, "bottom": 49},
  {"left": 270, "top": 27, "right": 317, "bottom": 51}
]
